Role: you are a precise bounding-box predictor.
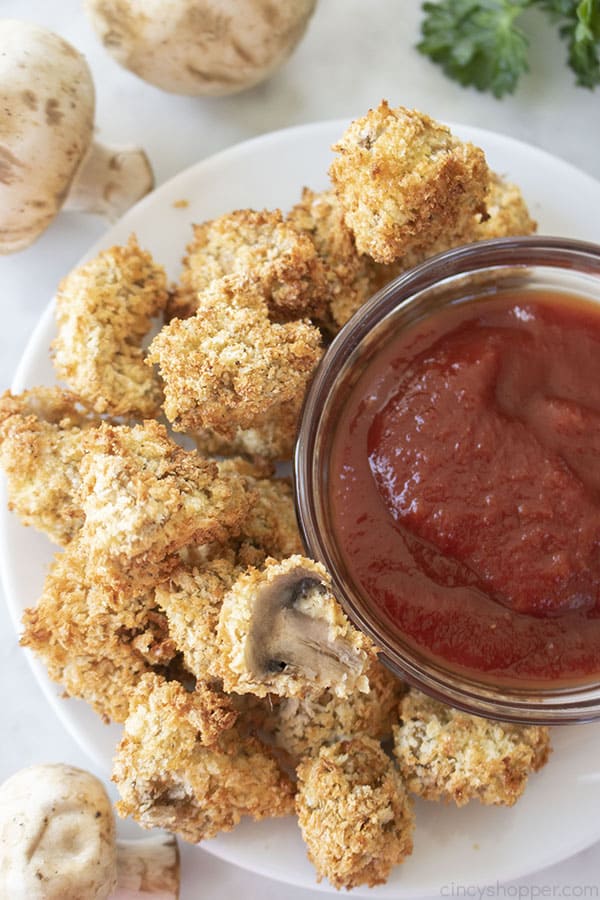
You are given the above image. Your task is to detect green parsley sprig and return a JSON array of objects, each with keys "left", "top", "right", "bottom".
[{"left": 418, "top": 0, "right": 600, "bottom": 97}]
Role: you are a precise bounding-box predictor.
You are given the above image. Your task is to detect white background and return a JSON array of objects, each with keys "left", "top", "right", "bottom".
[{"left": 1, "top": 1, "right": 599, "bottom": 897}]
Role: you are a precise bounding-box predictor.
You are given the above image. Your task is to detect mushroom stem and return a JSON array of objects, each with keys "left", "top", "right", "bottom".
[
  {"left": 64, "top": 140, "right": 154, "bottom": 221},
  {"left": 112, "top": 834, "right": 179, "bottom": 898}
]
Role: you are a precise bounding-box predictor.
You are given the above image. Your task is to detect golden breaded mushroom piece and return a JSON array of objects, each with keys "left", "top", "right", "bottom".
[
  {"left": 218, "top": 459, "right": 304, "bottom": 559},
  {"left": 172, "top": 208, "right": 329, "bottom": 322},
  {"left": 389, "top": 169, "right": 538, "bottom": 277},
  {"left": 269, "top": 657, "right": 407, "bottom": 761},
  {"left": 393, "top": 690, "right": 551, "bottom": 807},
  {"left": 0, "top": 387, "right": 98, "bottom": 546},
  {"left": 76, "top": 420, "right": 249, "bottom": 588},
  {"left": 329, "top": 101, "right": 489, "bottom": 264},
  {"left": 53, "top": 236, "right": 169, "bottom": 418},
  {"left": 476, "top": 171, "right": 537, "bottom": 239},
  {"left": 190, "top": 398, "right": 303, "bottom": 462},
  {"left": 296, "top": 735, "right": 415, "bottom": 890},
  {"left": 216, "top": 555, "right": 375, "bottom": 700},
  {"left": 155, "top": 549, "right": 242, "bottom": 683},
  {"left": 148, "top": 275, "right": 322, "bottom": 440},
  {"left": 21, "top": 545, "right": 176, "bottom": 723},
  {"left": 288, "top": 187, "right": 394, "bottom": 330},
  {"left": 113, "top": 674, "right": 295, "bottom": 843}
]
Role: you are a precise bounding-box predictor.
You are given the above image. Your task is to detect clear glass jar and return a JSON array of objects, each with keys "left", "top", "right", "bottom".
[{"left": 294, "top": 236, "right": 600, "bottom": 725}]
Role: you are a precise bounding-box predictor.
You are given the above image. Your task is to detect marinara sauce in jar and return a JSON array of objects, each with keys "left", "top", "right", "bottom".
[{"left": 295, "top": 238, "right": 600, "bottom": 723}]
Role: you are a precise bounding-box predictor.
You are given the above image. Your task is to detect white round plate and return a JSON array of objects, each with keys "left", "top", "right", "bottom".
[{"left": 2, "top": 120, "right": 600, "bottom": 897}]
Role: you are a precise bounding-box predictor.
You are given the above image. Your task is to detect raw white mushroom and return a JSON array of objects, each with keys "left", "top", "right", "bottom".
[
  {"left": 0, "top": 20, "right": 154, "bottom": 254},
  {"left": 0, "top": 764, "right": 179, "bottom": 899},
  {"left": 84, "top": 0, "right": 317, "bottom": 96}
]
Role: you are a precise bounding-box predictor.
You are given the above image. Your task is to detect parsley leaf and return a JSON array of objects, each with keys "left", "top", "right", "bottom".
[
  {"left": 418, "top": 0, "right": 531, "bottom": 97},
  {"left": 539, "top": 0, "right": 600, "bottom": 87}
]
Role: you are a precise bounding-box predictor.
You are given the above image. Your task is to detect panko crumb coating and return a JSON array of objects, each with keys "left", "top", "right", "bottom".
[
  {"left": 76, "top": 420, "right": 250, "bottom": 588},
  {"left": 366, "top": 169, "right": 538, "bottom": 290},
  {"left": 0, "top": 387, "right": 96, "bottom": 546},
  {"left": 171, "top": 208, "right": 329, "bottom": 322},
  {"left": 21, "top": 546, "right": 177, "bottom": 723},
  {"left": 288, "top": 187, "right": 395, "bottom": 330},
  {"left": 296, "top": 736, "right": 415, "bottom": 890},
  {"left": 189, "top": 398, "right": 302, "bottom": 461},
  {"left": 148, "top": 275, "right": 322, "bottom": 440},
  {"left": 476, "top": 171, "right": 537, "bottom": 239},
  {"left": 53, "top": 236, "right": 168, "bottom": 419},
  {"left": 216, "top": 555, "right": 375, "bottom": 700},
  {"left": 269, "top": 657, "right": 407, "bottom": 761},
  {"left": 393, "top": 691, "right": 551, "bottom": 807},
  {"left": 330, "top": 101, "right": 489, "bottom": 264},
  {"left": 113, "top": 674, "right": 295, "bottom": 843},
  {"left": 154, "top": 550, "right": 243, "bottom": 683},
  {"left": 219, "top": 461, "right": 304, "bottom": 559}
]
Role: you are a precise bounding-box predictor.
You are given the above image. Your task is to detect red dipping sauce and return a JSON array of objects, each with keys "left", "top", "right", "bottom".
[{"left": 329, "top": 291, "right": 600, "bottom": 687}]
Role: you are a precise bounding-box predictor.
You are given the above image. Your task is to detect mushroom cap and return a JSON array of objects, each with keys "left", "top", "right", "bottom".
[
  {"left": 0, "top": 763, "right": 117, "bottom": 900},
  {"left": 0, "top": 20, "right": 95, "bottom": 253},
  {"left": 85, "top": 0, "right": 317, "bottom": 96}
]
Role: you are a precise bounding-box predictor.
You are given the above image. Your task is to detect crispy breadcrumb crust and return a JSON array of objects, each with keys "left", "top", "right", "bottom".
[
  {"left": 287, "top": 187, "right": 391, "bottom": 329},
  {"left": 296, "top": 736, "right": 415, "bottom": 890},
  {"left": 476, "top": 172, "right": 537, "bottom": 239},
  {"left": 172, "top": 208, "right": 329, "bottom": 322},
  {"left": 269, "top": 657, "right": 407, "bottom": 760},
  {"left": 113, "top": 674, "right": 295, "bottom": 842},
  {"left": 148, "top": 275, "right": 322, "bottom": 440},
  {"left": 393, "top": 691, "right": 551, "bottom": 807},
  {"left": 330, "top": 102, "right": 489, "bottom": 264},
  {"left": 53, "top": 236, "right": 169, "bottom": 418},
  {"left": 0, "top": 387, "right": 96, "bottom": 546},
  {"left": 154, "top": 550, "right": 241, "bottom": 682},
  {"left": 20, "top": 546, "right": 177, "bottom": 723},
  {"left": 76, "top": 421, "right": 249, "bottom": 588},
  {"left": 216, "top": 555, "right": 374, "bottom": 699},
  {"left": 189, "top": 398, "right": 302, "bottom": 461},
  {"left": 219, "top": 461, "right": 304, "bottom": 559}
]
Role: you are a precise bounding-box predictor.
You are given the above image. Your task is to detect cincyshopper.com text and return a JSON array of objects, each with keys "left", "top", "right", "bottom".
[{"left": 440, "top": 882, "right": 599, "bottom": 899}]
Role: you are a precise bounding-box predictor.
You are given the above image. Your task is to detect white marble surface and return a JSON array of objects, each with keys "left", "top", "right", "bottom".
[{"left": 1, "top": 2, "right": 599, "bottom": 897}]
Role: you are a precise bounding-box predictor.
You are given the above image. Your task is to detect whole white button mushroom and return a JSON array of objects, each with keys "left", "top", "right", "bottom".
[
  {"left": 84, "top": 0, "right": 317, "bottom": 96},
  {"left": 0, "top": 20, "right": 154, "bottom": 254},
  {"left": 0, "top": 764, "right": 179, "bottom": 899}
]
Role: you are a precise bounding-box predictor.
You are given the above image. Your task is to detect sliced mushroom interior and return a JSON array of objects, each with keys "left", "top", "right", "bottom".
[{"left": 244, "top": 565, "right": 365, "bottom": 685}]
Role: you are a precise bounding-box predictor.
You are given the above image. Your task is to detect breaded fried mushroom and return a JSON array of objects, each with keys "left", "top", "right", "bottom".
[
  {"left": 288, "top": 187, "right": 392, "bottom": 329},
  {"left": 216, "top": 555, "right": 375, "bottom": 699},
  {"left": 190, "top": 398, "right": 303, "bottom": 461},
  {"left": 296, "top": 736, "right": 415, "bottom": 889},
  {"left": 154, "top": 550, "right": 242, "bottom": 683},
  {"left": 330, "top": 102, "right": 489, "bottom": 264},
  {"left": 269, "top": 657, "right": 406, "bottom": 760},
  {"left": 148, "top": 275, "right": 322, "bottom": 440},
  {"left": 21, "top": 545, "right": 176, "bottom": 723},
  {"left": 172, "top": 208, "right": 328, "bottom": 322},
  {"left": 53, "top": 236, "right": 168, "bottom": 418},
  {"left": 113, "top": 674, "right": 295, "bottom": 842},
  {"left": 218, "top": 460, "right": 303, "bottom": 559},
  {"left": 476, "top": 172, "right": 537, "bottom": 239},
  {"left": 76, "top": 420, "right": 249, "bottom": 588},
  {"left": 376, "top": 169, "right": 538, "bottom": 283},
  {"left": 393, "top": 690, "right": 551, "bottom": 807},
  {"left": 0, "top": 387, "right": 96, "bottom": 546}
]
